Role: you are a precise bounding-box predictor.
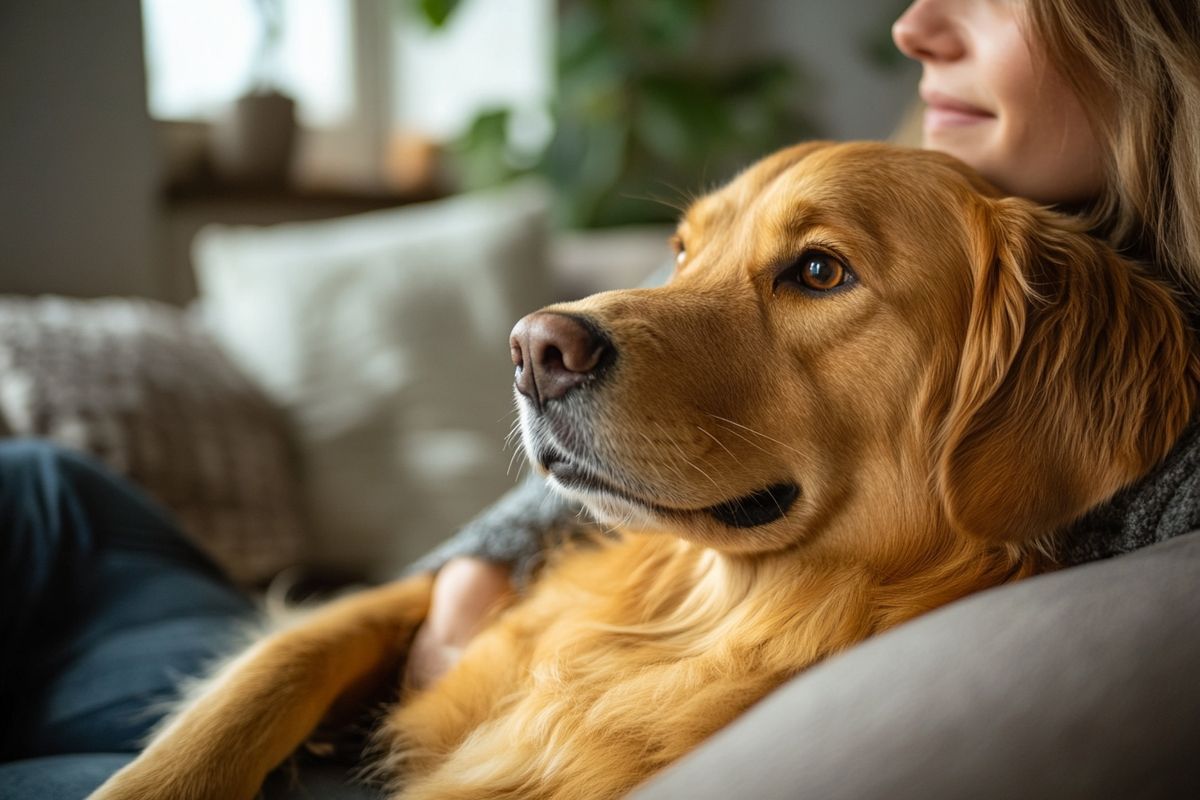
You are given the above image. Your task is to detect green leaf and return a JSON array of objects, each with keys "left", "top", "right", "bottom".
[
  {"left": 414, "top": 0, "right": 463, "bottom": 28},
  {"left": 447, "top": 108, "right": 531, "bottom": 191},
  {"left": 444, "top": 0, "right": 829, "bottom": 228}
]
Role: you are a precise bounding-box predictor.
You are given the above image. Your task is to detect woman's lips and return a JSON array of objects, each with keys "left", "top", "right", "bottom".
[{"left": 921, "top": 89, "right": 995, "bottom": 131}]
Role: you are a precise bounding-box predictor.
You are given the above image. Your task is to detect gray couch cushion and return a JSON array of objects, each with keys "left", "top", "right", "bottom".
[{"left": 632, "top": 530, "right": 1200, "bottom": 800}]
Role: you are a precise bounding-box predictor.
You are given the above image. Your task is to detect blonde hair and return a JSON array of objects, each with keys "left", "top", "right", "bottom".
[{"left": 1027, "top": 0, "right": 1200, "bottom": 298}]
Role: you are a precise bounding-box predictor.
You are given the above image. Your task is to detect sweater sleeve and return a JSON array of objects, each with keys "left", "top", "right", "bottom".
[{"left": 402, "top": 470, "right": 589, "bottom": 586}]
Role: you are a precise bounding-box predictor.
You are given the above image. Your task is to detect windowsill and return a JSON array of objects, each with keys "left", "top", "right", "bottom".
[{"left": 161, "top": 175, "right": 441, "bottom": 210}]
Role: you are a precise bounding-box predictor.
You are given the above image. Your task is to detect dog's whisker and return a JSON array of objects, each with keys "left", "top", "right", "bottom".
[
  {"left": 652, "top": 421, "right": 723, "bottom": 494},
  {"left": 642, "top": 424, "right": 696, "bottom": 487},
  {"left": 506, "top": 447, "right": 523, "bottom": 478},
  {"left": 503, "top": 419, "right": 523, "bottom": 447},
  {"left": 694, "top": 425, "right": 743, "bottom": 467},
  {"left": 705, "top": 414, "right": 804, "bottom": 457},
  {"left": 632, "top": 428, "right": 684, "bottom": 491},
  {"left": 505, "top": 432, "right": 528, "bottom": 476},
  {"left": 597, "top": 510, "right": 626, "bottom": 538},
  {"left": 710, "top": 422, "right": 776, "bottom": 459},
  {"left": 765, "top": 485, "right": 786, "bottom": 520},
  {"left": 622, "top": 179, "right": 699, "bottom": 216},
  {"left": 678, "top": 453, "right": 721, "bottom": 494},
  {"left": 621, "top": 190, "right": 689, "bottom": 217}
]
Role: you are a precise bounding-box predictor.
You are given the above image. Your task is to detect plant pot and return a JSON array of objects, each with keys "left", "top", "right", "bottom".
[{"left": 209, "top": 90, "right": 297, "bottom": 185}]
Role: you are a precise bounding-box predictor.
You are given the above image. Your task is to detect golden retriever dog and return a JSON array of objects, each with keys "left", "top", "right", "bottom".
[{"left": 92, "top": 142, "right": 1197, "bottom": 800}]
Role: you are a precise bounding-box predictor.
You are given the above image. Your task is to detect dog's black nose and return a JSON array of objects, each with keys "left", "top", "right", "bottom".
[{"left": 510, "top": 312, "right": 612, "bottom": 407}]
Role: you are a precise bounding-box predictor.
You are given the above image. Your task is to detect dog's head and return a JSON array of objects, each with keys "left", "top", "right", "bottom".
[{"left": 511, "top": 142, "right": 1197, "bottom": 559}]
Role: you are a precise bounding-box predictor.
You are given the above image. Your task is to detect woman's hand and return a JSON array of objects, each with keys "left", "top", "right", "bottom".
[{"left": 404, "top": 556, "right": 514, "bottom": 691}]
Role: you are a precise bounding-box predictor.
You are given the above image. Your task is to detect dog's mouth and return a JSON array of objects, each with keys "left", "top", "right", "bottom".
[
  {"left": 541, "top": 453, "right": 671, "bottom": 514},
  {"left": 540, "top": 448, "right": 799, "bottom": 529},
  {"left": 705, "top": 483, "right": 800, "bottom": 528}
]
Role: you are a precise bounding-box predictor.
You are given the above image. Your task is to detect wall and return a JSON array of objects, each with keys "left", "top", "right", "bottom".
[
  {"left": 709, "top": 0, "right": 919, "bottom": 141},
  {"left": 0, "top": 0, "right": 161, "bottom": 298}
]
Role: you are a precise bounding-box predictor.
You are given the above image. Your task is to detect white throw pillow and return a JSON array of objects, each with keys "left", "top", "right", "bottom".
[{"left": 193, "top": 180, "right": 553, "bottom": 579}]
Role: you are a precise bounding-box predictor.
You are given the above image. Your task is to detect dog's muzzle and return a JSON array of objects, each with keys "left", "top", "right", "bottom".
[{"left": 512, "top": 310, "right": 800, "bottom": 530}]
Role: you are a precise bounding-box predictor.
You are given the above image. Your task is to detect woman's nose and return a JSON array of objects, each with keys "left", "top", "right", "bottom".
[{"left": 892, "top": 0, "right": 965, "bottom": 63}]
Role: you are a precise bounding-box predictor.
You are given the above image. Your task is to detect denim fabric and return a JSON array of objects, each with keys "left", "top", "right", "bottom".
[
  {"left": 0, "top": 754, "right": 134, "bottom": 799},
  {"left": 0, "top": 440, "right": 252, "bottom": 760},
  {"left": 0, "top": 754, "right": 381, "bottom": 800},
  {"left": 0, "top": 441, "right": 378, "bottom": 799}
]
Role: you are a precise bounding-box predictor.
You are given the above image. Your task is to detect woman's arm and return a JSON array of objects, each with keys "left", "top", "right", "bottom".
[{"left": 401, "top": 471, "right": 592, "bottom": 688}]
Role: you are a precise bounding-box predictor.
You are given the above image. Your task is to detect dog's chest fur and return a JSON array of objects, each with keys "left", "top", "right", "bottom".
[{"left": 378, "top": 531, "right": 1027, "bottom": 800}]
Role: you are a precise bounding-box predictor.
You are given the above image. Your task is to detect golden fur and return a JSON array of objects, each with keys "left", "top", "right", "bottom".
[{"left": 91, "top": 142, "right": 1197, "bottom": 800}]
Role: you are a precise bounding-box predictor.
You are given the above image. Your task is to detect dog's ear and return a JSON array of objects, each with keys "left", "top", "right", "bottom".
[{"left": 936, "top": 197, "right": 1197, "bottom": 544}]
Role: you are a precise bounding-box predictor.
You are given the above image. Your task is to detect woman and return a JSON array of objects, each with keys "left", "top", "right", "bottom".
[{"left": 3, "top": 0, "right": 1198, "bottom": 796}]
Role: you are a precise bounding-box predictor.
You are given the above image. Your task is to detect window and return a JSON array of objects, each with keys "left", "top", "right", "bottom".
[
  {"left": 141, "top": 0, "right": 553, "bottom": 185},
  {"left": 392, "top": 0, "right": 553, "bottom": 141},
  {"left": 141, "top": 0, "right": 353, "bottom": 125}
]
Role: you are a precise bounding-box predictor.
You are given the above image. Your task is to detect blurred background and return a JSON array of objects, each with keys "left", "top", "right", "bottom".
[
  {"left": 0, "top": 0, "right": 917, "bottom": 301},
  {"left": 0, "top": 0, "right": 918, "bottom": 583}
]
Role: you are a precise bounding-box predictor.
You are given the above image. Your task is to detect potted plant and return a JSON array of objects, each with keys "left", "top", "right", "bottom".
[
  {"left": 418, "top": 0, "right": 814, "bottom": 228},
  {"left": 210, "top": 0, "right": 298, "bottom": 185}
]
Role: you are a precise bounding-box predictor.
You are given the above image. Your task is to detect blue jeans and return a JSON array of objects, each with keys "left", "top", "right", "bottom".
[{"left": 0, "top": 442, "right": 378, "bottom": 799}]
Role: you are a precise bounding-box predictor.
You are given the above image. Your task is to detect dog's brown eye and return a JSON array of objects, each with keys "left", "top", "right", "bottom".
[
  {"left": 774, "top": 249, "right": 856, "bottom": 296},
  {"left": 777, "top": 250, "right": 854, "bottom": 293},
  {"left": 796, "top": 251, "right": 854, "bottom": 292}
]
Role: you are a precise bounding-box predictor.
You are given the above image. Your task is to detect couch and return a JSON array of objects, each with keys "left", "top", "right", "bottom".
[{"left": 2, "top": 181, "right": 1196, "bottom": 798}]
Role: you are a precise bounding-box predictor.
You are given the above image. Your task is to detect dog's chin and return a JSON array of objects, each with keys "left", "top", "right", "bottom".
[
  {"left": 518, "top": 396, "right": 802, "bottom": 546},
  {"left": 538, "top": 450, "right": 803, "bottom": 551},
  {"left": 547, "top": 477, "right": 664, "bottom": 530},
  {"left": 541, "top": 456, "right": 668, "bottom": 529}
]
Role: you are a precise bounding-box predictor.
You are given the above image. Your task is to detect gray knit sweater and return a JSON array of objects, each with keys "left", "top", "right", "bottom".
[
  {"left": 1060, "top": 421, "right": 1200, "bottom": 564},
  {"left": 403, "top": 470, "right": 583, "bottom": 586},
  {"left": 405, "top": 419, "right": 1200, "bottom": 582}
]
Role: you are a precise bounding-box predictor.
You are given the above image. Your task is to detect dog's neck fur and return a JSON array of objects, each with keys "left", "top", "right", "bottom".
[
  {"left": 545, "top": 522, "right": 1037, "bottom": 660},
  {"left": 390, "top": 521, "right": 1039, "bottom": 798},
  {"left": 384, "top": 483, "right": 1046, "bottom": 799},
  {"left": 529, "top": 430, "right": 1044, "bottom": 664},
  {"left": 387, "top": 451, "right": 1044, "bottom": 799}
]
